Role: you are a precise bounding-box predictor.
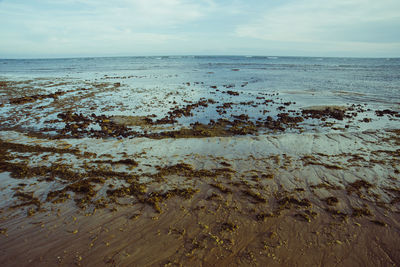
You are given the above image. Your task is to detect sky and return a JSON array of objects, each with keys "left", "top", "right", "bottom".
[{"left": 0, "top": 0, "right": 399, "bottom": 58}]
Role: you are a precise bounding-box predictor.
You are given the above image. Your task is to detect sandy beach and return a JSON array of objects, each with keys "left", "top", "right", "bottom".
[
  {"left": 1, "top": 128, "right": 400, "bottom": 266},
  {"left": 0, "top": 59, "right": 400, "bottom": 266}
]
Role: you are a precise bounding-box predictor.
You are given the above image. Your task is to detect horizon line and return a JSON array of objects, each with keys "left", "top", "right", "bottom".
[{"left": 1, "top": 54, "right": 399, "bottom": 60}]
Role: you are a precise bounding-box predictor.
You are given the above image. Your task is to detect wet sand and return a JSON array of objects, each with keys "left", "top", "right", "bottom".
[
  {"left": 0, "top": 129, "right": 399, "bottom": 266},
  {"left": 0, "top": 78, "right": 400, "bottom": 266}
]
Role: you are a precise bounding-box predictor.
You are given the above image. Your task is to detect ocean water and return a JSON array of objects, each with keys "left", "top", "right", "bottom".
[{"left": 1, "top": 56, "right": 399, "bottom": 107}]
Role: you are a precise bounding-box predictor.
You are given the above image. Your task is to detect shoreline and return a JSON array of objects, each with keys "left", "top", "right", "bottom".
[{"left": 0, "top": 72, "right": 400, "bottom": 265}]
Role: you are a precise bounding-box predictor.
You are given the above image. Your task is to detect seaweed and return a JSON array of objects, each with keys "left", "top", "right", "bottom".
[
  {"left": 324, "top": 196, "right": 339, "bottom": 206},
  {"left": 325, "top": 208, "right": 348, "bottom": 221},
  {"left": 256, "top": 212, "right": 276, "bottom": 221},
  {"left": 242, "top": 189, "right": 267, "bottom": 203},
  {"left": 352, "top": 207, "right": 372, "bottom": 217},
  {"left": 9, "top": 91, "right": 66, "bottom": 105},
  {"left": 347, "top": 180, "right": 374, "bottom": 195},
  {"left": 220, "top": 222, "right": 239, "bottom": 233},
  {"left": 277, "top": 196, "right": 312, "bottom": 208},
  {"left": 11, "top": 191, "right": 42, "bottom": 212},
  {"left": 210, "top": 183, "right": 232, "bottom": 194},
  {"left": 370, "top": 220, "right": 387, "bottom": 227},
  {"left": 302, "top": 107, "right": 347, "bottom": 120}
]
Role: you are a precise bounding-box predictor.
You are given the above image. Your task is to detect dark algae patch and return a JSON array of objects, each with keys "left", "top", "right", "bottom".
[
  {"left": 324, "top": 196, "right": 339, "bottom": 206},
  {"left": 346, "top": 179, "right": 374, "bottom": 196},
  {"left": 9, "top": 91, "right": 66, "bottom": 105},
  {"left": 302, "top": 107, "right": 347, "bottom": 120}
]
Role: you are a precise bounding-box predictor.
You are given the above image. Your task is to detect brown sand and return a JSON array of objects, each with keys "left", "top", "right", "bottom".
[{"left": 0, "top": 129, "right": 399, "bottom": 266}]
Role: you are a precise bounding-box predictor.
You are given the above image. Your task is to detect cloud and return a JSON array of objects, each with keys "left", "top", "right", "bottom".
[
  {"left": 235, "top": 0, "right": 400, "bottom": 45},
  {"left": 0, "top": 0, "right": 399, "bottom": 57},
  {"left": 1, "top": 0, "right": 210, "bottom": 30},
  {"left": 0, "top": 0, "right": 216, "bottom": 56},
  {"left": 88, "top": 0, "right": 206, "bottom": 28}
]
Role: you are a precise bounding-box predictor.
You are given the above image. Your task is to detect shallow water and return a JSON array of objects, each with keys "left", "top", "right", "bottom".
[
  {"left": 0, "top": 56, "right": 399, "bottom": 137},
  {"left": 1, "top": 56, "right": 399, "bottom": 106}
]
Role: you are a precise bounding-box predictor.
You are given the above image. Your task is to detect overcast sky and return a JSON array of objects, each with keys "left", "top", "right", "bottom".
[{"left": 0, "top": 0, "right": 399, "bottom": 58}]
